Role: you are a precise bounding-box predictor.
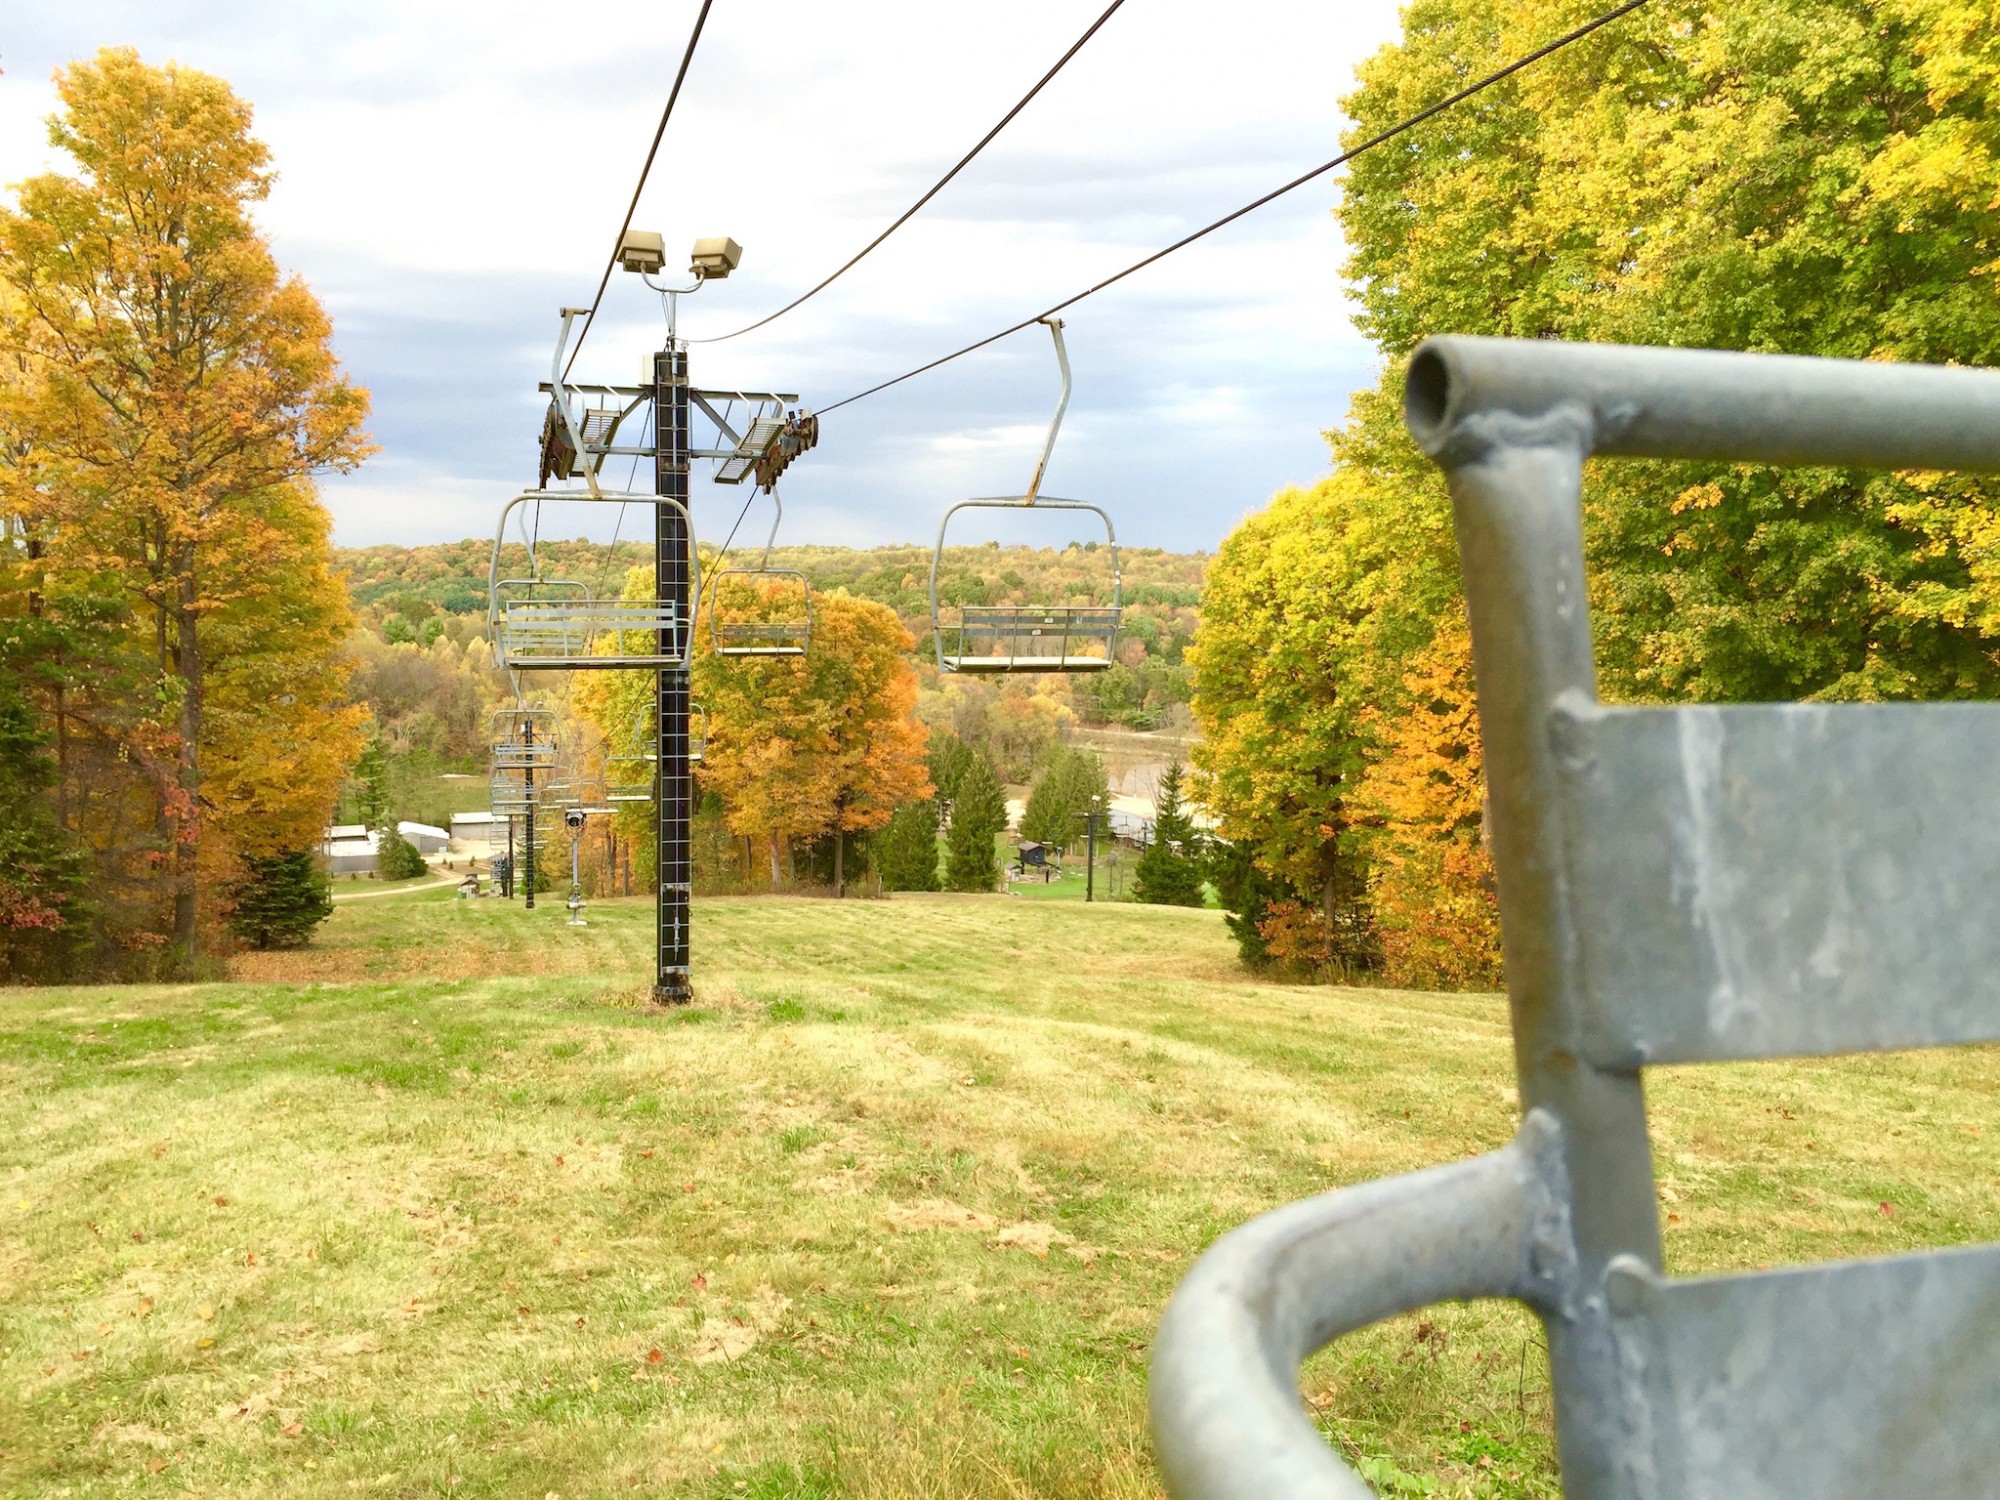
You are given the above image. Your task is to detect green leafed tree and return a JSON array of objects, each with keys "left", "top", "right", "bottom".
[
  {"left": 1134, "top": 761, "right": 1206, "bottom": 907},
  {"left": 225, "top": 850, "right": 332, "bottom": 950},
  {"left": 875, "top": 798, "right": 941, "bottom": 892},
  {"left": 944, "top": 754, "right": 1007, "bottom": 893},
  {"left": 1018, "top": 745, "right": 1109, "bottom": 853}
]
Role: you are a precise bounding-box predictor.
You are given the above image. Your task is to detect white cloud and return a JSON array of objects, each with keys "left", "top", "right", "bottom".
[{"left": 1, "top": 0, "right": 1410, "bottom": 552}]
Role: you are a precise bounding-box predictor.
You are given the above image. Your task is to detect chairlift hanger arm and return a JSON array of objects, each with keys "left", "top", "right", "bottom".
[
  {"left": 547, "top": 309, "right": 604, "bottom": 498},
  {"left": 1026, "top": 317, "right": 1069, "bottom": 505}
]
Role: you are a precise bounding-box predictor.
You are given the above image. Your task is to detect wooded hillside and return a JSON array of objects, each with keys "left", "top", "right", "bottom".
[{"left": 335, "top": 537, "right": 1207, "bottom": 734}]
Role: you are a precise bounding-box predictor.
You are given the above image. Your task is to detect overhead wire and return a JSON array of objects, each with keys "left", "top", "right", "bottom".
[
  {"left": 689, "top": 0, "right": 1131, "bottom": 345},
  {"left": 561, "top": 0, "right": 717, "bottom": 382},
  {"left": 817, "top": 0, "right": 1654, "bottom": 416}
]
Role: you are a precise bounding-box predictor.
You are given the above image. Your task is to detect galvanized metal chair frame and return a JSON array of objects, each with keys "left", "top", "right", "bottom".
[
  {"left": 927, "top": 319, "right": 1122, "bottom": 675},
  {"left": 1150, "top": 337, "right": 2000, "bottom": 1500},
  {"left": 486, "top": 490, "right": 700, "bottom": 672},
  {"left": 488, "top": 706, "right": 562, "bottom": 772},
  {"left": 704, "top": 488, "right": 813, "bottom": 659}
]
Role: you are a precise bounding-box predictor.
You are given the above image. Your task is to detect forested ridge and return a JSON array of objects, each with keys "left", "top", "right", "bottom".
[{"left": 336, "top": 536, "right": 1206, "bottom": 740}]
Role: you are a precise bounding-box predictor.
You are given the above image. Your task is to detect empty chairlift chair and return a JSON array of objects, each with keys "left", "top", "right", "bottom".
[
  {"left": 486, "top": 490, "right": 699, "bottom": 672},
  {"left": 489, "top": 706, "right": 561, "bottom": 815},
  {"left": 929, "top": 318, "right": 1120, "bottom": 675},
  {"left": 1148, "top": 338, "right": 2000, "bottom": 1500},
  {"left": 706, "top": 489, "right": 812, "bottom": 659}
]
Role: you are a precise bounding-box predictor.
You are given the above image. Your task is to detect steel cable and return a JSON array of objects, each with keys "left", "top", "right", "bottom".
[
  {"left": 818, "top": 0, "right": 1654, "bottom": 415},
  {"left": 689, "top": 0, "right": 1130, "bottom": 345}
]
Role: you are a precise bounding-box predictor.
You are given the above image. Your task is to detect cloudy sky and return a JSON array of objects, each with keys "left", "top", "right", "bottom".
[{"left": 1, "top": 1, "right": 1409, "bottom": 553}]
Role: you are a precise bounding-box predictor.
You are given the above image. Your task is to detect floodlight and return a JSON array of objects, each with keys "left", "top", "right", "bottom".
[
  {"left": 617, "top": 230, "right": 666, "bottom": 275},
  {"left": 690, "top": 236, "right": 743, "bottom": 280}
]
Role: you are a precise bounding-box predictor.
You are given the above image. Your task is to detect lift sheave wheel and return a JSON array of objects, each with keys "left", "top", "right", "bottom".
[{"left": 926, "top": 317, "right": 1122, "bottom": 676}]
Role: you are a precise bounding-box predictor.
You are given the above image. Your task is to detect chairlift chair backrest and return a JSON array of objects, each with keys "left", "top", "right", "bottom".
[
  {"left": 703, "top": 487, "right": 813, "bottom": 658},
  {"left": 1148, "top": 338, "right": 2000, "bottom": 1500},
  {"left": 927, "top": 318, "right": 1123, "bottom": 675},
  {"left": 486, "top": 490, "right": 701, "bottom": 672}
]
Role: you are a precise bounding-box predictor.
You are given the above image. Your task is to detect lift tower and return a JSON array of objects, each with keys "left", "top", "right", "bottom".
[
  {"left": 653, "top": 342, "right": 693, "bottom": 1002},
  {"left": 509, "top": 232, "right": 815, "bottom": 1006}
]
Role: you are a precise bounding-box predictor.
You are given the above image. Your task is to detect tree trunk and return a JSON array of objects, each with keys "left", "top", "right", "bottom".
[
  {"left": 768, "top": 832, "right": 783, "bottom": 890},
  {"left": 834, "top": 829, "right": 845, "bottom": 898}
]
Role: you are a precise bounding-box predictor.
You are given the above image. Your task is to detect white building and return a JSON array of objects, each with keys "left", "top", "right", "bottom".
[
  {"left": 398, "top": 820, "right": 450, "bottom": 855},
  {"left": 450, "top": 811, "right": 501, "bottom": 857},
  {"left": 324, "top": 830, "right": 380, "bottom": 874}
]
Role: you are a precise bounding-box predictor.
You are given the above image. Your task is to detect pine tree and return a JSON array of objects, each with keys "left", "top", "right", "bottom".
[
  {"left": 376, "top": 825, "right": 427, "bottom": 880},
  {"left": 944, "top": 755, "right": 1006, "bottom": 892},
  {"left": 0, "top": 668, "right": 91, "bottom": 980},
  {"left": 352, "top": 731, "right": 389, "bottom": 829},
  {"left": 1134, "top": 761, "right": 1206, "bottom": 907},
  {"left": 927, "top": 731, "right": 975, "bottom": 821},
  {"left": 877, "top": 799, "right": 942, "bottom": 891},
  {"left": 1018, "top": 753, "right": 1075, "bottom": 850},
  {"left": 225, "top": 850, "right": 332, "bottom": 950}
]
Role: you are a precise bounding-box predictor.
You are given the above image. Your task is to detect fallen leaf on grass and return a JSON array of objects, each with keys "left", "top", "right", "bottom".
[
  {"left": 646, "top": 1348, "right": 664, "bottom": 1365},
  {"left": 196, "top": 1338, "right": 215, "bottom": 1350},
  {"left": 197, "top": 1306, "right": 215, "bottom": 1322},
  {"left": 146, "top": 1459, "right": 169, "bottom": 1474},
  {"left": 1879, "top": 1201, "right": 1896, "bottom": 1219},
  {"left": 212, "top": 1196, "right": 228, "bottom": 1208},
  {"left": 283, "top": 1421, "right": 303, "bottom": 1437}
]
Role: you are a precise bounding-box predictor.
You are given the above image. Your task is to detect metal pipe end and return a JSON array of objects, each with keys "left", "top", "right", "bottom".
[{"left": 1403, "top": 340, "right": 1458, "bottom": 454}]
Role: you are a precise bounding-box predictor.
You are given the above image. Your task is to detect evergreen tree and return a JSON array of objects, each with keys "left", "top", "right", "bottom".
[
  {"left": 877, "top": 798, "right": 942, "bottom": 891},
  {"left": 1018, "top": 755, "right": 1073, "bottom": 851},
  {"left": 1134, "top": 761, "right": 1206, "bottom": 907},
  {"left": 376, "top": 825, "right": 427, "bottom": 880},
  {"left": 352, "top": 731, "right": 389, "bottom": 829},
  {"left": 1019, "top": 745, "right": 1109, "bottom": 852},
  {"left": 927, "top": 730, "right": 975, "bottom": 821},
  {"left": 226, "top": 849, "right": 333, "bottom": 949},
  {"left": 944, "top": 754, "right": 1006, "bottom": 893}
]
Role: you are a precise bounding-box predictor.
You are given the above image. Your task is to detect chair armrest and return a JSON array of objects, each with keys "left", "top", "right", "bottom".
[{"left": 1150, "top": 1110, "right": 1572, "bottom": 1500}]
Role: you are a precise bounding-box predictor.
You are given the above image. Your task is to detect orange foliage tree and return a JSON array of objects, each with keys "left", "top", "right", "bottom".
[
  {"left": 1353, "top": 621, "right": 1502, "bottom": 990},
  {"left": 0, "top": 50, "right": 371, "bottom": 966},
  {"left": 690, "top": 583, "right": 931, "bottom": 890}
]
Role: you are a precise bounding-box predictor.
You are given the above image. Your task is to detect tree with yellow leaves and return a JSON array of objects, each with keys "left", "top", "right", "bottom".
[
  {"left": 1, "top": 49, "right": 370, "bottom": 967},
  {"left": 693, "top": 583, "right": 931, "bottom": 891}
]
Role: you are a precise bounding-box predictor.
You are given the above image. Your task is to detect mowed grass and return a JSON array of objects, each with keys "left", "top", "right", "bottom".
[{"left": 4, "top": 893, "right": 1999, "bottom": 1499}]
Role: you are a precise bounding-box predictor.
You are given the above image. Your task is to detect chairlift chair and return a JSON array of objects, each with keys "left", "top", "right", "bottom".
[
  {"left": 487, "top": 490, "right": 701, "bottom": 672},
  {"left": 928, "top": 318, "right": 1121, "bottom": 675},
  {"left": 704, "top": 488, "right": 813, "bottom": 658}
]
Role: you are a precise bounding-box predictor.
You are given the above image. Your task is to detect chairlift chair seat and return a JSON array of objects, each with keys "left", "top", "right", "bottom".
[
  {"left": 930, "top": 498, "right": 1121, "bottom": 676},
  {"left": 708, "top": 568, "right": 813, "bottom": 658}
]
